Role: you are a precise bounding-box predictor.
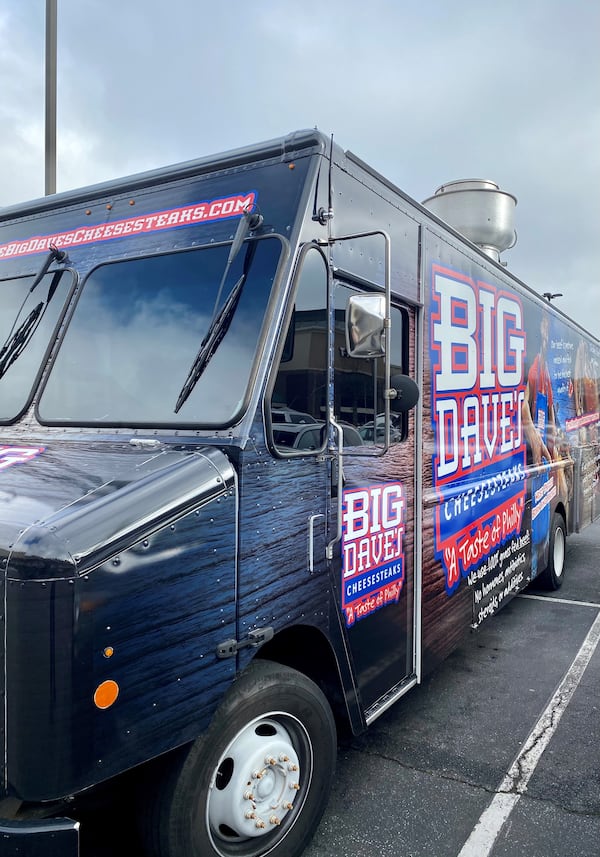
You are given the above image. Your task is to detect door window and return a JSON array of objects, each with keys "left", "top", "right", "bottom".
[
  {"left": 333, "top": 280, "right": 408, "bottom": 446},
  {"left": 269, "top": 247, "right": 329, "bottom": 454}
]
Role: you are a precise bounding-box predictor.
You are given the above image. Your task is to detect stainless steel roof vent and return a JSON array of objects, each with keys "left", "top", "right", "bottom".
[{"left": 422, "top": 179, "right": 517, "bottom": 262}]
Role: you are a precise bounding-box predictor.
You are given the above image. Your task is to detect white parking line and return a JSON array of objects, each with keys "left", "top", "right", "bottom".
[
  {"left": 457, "top": 608, "right": 600, "bottom": 857},
  {"left": 520, "top": 593, "right": 600, "bottom": 609}
]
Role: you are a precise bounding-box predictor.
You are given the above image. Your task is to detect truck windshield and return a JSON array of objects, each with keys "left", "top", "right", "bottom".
[
  {"left": 0, "top": 270, "right": 74, "bottom": 423},
  {"left": 38, "top": 236, "right": 283, "bottom": 427}
]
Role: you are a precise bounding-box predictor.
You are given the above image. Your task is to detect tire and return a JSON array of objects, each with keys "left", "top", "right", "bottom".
[
  {"left": 138, "top": 659, "right": 337, "bottom": 857},
  {"left": 539, "top": 512, "right": 566, "bottom": 590}
]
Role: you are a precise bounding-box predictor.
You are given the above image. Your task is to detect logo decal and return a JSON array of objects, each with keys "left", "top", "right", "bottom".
[
  {"left": 341, "top": 482, "right": 406, "bottom": 626},
  {"left": 430, "top": 265, "right": 527, "bottom": 598},
  {"left": 0, "top": 191, "right": 257, "bottom": 260},
  {"left": 0, "top": 446, "right": 45, "bottom": 470}
]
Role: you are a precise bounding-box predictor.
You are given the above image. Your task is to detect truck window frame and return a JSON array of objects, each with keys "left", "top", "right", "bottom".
[
  {"left": 266, "top": 244, "right": 329, "bottom": 457},
  {"left": 332, "top": 277, "right": 411, "bottom": 446},
  {"left": 0, "top": 269, "right": 77, "bottom": 425}
]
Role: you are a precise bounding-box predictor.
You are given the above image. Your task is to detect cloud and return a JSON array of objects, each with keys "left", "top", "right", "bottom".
[
  {"left": 2, "top": 0, "right": 599, "bottom": 337},
  {"left": 0, "top": 5, "right": 45, "bottom": 202}
]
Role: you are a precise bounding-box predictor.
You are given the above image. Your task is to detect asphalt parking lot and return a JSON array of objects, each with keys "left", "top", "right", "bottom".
[
  {"left": 304, "top": 518, "right": 600, "bottom": 857},
  {"left": 81, "top": 518, "right": 600, "bottom": 857}
]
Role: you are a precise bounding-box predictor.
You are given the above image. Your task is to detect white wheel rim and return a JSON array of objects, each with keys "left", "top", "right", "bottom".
[
  {"left": 206, "top": 712, "right": 312, "bottom": 855},
  {"left": 554, "top": 525, "right": 566, "bottom": 579}
]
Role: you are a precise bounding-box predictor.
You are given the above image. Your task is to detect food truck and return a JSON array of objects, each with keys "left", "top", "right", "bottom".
[{"left": 1, "top": 129, "right": 599, "bottom": 857}]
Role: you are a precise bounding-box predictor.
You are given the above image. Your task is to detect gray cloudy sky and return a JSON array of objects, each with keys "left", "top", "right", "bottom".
[{"left": 2, "top": 0, "right": 599, "bottom": 337}]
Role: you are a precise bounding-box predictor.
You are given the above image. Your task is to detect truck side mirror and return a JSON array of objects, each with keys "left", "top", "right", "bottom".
[
  {"left": 345, "top": 294, "right": 386, "bottom": 358},
  {"left": 390, "top": 373, "right": 420, "bottom": 413}
]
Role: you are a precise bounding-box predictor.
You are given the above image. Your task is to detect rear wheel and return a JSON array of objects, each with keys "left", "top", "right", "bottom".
[
  {"left": 540, "top": 511, "right": 566, "bottom": 590},
  {"left": 139, "top": 660, "right": 336, "bottom": 857}
]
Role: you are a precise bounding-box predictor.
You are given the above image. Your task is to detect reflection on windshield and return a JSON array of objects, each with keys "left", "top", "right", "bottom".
[
  {"left": 38, "top": 237, "right": 282, "bottom": 426},
  {"left": 0, "top": 272, "right": 74, "bottom": 422}
]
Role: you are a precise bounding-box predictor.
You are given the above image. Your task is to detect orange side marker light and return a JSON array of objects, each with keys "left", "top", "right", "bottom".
[{"left": 94, "top": 679, "right": 119, "bottom": 710}]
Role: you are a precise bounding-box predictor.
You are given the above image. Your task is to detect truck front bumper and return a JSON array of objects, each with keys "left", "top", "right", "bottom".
[{"left": 0, "top": 816, "right": 79, "bottom": 856}]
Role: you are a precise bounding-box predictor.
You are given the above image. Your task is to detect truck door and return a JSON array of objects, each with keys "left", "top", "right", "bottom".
[
  {"left": 329, "top": 278, "right": 418, "bottom": 720},
  {"left": 267, "top": 247, "right": 418, "bottom": 723}
]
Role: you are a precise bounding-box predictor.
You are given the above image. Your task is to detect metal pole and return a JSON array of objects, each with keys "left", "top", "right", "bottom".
[{"left": 45, "top": 0, "right": 57, "bottom": 195}]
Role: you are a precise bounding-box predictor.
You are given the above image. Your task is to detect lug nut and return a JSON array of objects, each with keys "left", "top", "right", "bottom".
[
  {"left": 255, "top": 819, "right": 266, "bottom": 829},
  {"left": 270, "top": 815, "right": 281, "bottom": 826}
]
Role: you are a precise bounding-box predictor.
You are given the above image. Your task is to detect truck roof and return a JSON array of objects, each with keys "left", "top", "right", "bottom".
[{"left": 0, "top": 128, "right": 330, "bottom": 220}]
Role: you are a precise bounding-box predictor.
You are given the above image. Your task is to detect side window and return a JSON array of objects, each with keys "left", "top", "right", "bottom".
[
  {"left": 333, "top": 281, "right": 408, "bottom": 446},
  {"left": 1, "top": 270, "right": 75, "bottom": 423},
  {"left": 269, "top": 247, "right": 328, "bottom": 453}
]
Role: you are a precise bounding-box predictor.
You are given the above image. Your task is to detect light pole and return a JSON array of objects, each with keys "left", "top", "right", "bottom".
[{"left": 45, "top": 0, "right": 57, "bottom": 195}]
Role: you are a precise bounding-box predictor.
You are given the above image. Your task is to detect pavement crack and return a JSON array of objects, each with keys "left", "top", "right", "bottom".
[
  {"left": 353, "top": 745, "right": 600, "bottom": 820},
  {"left": 353, "top": 746, "right": 502, "bottom": 798}
]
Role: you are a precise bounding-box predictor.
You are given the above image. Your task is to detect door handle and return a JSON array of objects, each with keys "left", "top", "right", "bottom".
[{"left": 308, "top": 513, "right": 326, "bottom": 572}]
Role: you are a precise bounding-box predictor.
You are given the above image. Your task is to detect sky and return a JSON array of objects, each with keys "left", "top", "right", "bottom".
[{"left": 1, "top": 0, "right": 599, "bottom": 338}]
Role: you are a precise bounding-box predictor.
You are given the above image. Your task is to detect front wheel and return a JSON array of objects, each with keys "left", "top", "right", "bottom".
[
  {"left": 540, "top": 511, "right": 567, "bottom": 590},
  {"left": 139, "top": 660, "right": 337, "bottom": 857}
]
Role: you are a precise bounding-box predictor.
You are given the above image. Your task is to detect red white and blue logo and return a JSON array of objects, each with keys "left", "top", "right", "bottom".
[
  {"left": 430, "top": 265, "right": 527, "bottom": 594},
  {"left": 341, "top": 482, "right": 406, "bottom": 626}
]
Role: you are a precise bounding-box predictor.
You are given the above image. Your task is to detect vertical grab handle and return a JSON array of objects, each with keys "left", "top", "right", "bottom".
[{"left": 326, "top": 413, "right": 344, "bottom": 560}]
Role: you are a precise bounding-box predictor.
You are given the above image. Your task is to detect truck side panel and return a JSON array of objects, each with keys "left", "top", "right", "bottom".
[{"left": 421, "top": 225, "right": 600, "bottom": 671}]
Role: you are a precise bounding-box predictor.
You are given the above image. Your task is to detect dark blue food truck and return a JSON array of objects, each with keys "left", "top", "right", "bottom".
[{"left": 1, "top": 129, "right": 599, "bottom": 857}]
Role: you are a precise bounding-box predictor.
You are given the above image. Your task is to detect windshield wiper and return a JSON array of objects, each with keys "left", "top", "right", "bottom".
[
  {"left": 174, "top": 209, "right": 262, "bottom": 414},
  {"left": 0, "top": 246, "right": 66, "bottom": 381},
  {"left": 174, "top": 239, "right": 258, "bottom": 413}
]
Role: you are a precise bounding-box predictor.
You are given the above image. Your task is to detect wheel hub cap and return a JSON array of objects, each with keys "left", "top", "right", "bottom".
[{"left": 208, "top": 717, "right": 301, "bottom": 840}]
